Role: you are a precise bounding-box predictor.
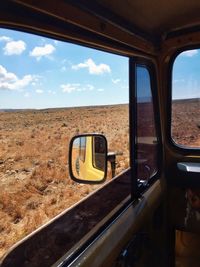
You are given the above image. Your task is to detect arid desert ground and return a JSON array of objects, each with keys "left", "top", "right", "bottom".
[
  {"left": 0, "top": 98, "right": 199, "bottom": 258},
  {"left": 172, "top": 98, "right": 200, "bottom": 147},
  {"left": 0, "top": 104, "right": 129, "bottom": 258}
]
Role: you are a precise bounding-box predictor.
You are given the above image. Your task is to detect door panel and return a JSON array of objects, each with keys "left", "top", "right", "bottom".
[
  {"left": 0, "top": 170, "right": 132, "bottom": 267},
  {"left": 0, "top": 175, "right": 164, "bottom": 267},
  {"left": 0, "top": 171, "right": 165, "bottom": 267},
  {"left": 168, "top": 161, "right": 200, "bottom": 233},
  {"left": 60, "top": 180, "right": 163, "bottom": 267}
]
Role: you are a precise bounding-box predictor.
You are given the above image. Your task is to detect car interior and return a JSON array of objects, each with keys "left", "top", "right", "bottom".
[{"left": 0, "top": 1, "right": 200, "bottom": 267}]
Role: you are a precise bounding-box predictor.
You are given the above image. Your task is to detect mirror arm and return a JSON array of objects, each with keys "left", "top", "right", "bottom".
[{"left": 107, "top": 152, "right": 117, "bottom": 178}]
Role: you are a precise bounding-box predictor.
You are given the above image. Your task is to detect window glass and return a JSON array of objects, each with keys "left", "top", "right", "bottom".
[
  {"left": 172, "top": 49, "right": 200, "bottom": 147},
  {"left": 93, "top": 136, "right": 105, "bottom": 170},
  {"left": 79, "top": 137, "right": 86, "bottom": 162},
  {"left": 136, "top": 66, "right": 158, "bottom": 181},
  {"left": 0, "top": 28, "right": 129, "bottom": 259}
]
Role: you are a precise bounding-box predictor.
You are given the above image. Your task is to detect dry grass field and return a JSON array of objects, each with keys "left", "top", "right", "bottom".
[
  {"left": 0, "top": 98, "right": 199, "bottom": 259},
  {"left": 0, "top": 104, "right": 129, "bottom": 258},
  {"left": 172, "top": 99, "right": 200, "bottom": 147}
]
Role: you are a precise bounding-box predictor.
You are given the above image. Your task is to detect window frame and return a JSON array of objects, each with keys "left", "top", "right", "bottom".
[
  {"left": 168, "top": 45, "right": 200, "bottom": 154},
  {"left": 0, "top": 25, "right": 161, "bottom": 266},
  {"left": 79, "top": 137, "right": 86, "bottom": 163},
  {"left": 129, "top": 57, "right": 162, "bottom": 196},
  {"left": 92, "top": 136, "right": 106, "bottom": 172}
]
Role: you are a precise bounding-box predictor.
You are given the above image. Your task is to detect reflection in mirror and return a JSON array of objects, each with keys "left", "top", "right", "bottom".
[{"left": 70, "top": 135, "right": 107, "bottom": 183}]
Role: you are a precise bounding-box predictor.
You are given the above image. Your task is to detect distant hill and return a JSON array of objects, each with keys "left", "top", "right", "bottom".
[
  {"left": 0, "top": 103, "right": 129, "bottom": 113},
  {"left": 0, "top": 109, "right": 36, "bottom": 113},
  {"left": 172, "top": 98, "right": 200, "bottom": 103}
]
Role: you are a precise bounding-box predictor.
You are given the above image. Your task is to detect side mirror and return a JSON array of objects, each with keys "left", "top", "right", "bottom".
[{"left": 69, "top": 134, "right": 107, "bottom": 184}]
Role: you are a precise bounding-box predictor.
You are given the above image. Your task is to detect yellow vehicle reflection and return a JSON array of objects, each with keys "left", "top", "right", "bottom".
[{"left": 70, "top": 135, "right": 107, "bottom": 183}]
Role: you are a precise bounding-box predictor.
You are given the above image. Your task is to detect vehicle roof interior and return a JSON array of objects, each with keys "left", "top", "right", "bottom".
[
  {"left": 69, "top": 0, "right": 200, "bottom": 42},
  {"left": 2, "top": 0, "right": 200, "bottom": 48}
]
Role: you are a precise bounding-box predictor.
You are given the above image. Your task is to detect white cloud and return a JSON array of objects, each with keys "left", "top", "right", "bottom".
[
  {"left": 112, "top": 78, "right": 121, "bottom": 84},
  {"left": 97, "top": 88, "right": 104, "bottom": 92},
  {"left": 61, "top": 83, "right": 80, "bottom": 93},
  {"left": 87, "top": 84, "right": 94, "bottom": 91},
  {"left": 181, "top": 50, "right": 198, "bottom": 57},
  {"left": 3, "top": 40, "right": 26, "bottom": 55},
  {"left": 72, "top": 58, "right": 111, "bottom": 75},
  {"left": 36, "top": 89, "right": 43, "bottom": 94},
  {"left": 61, "top": 83, "right": 97, "bottom": 93},
  {"left": 0, "top": 65, "right": 17, "bottom": 82},
  {"left": 30, "top": 44, "right": 55, "bottom": 60},
  {"left": 0, "top": 36, "right": 12, "bottom": 42},
  {"left": 0, "top": 65, "right": 34, "bottom": 91}
]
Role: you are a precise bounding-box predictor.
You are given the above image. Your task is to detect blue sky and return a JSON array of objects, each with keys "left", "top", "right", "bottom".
[
  {"left": 173, "top": 49, "right": 200, "bottom": 100},
  {"left": 0, "top": 28, "right": 199, "bottom": 109},
  {"left": 0, "top": 28, "right": 128, "bottom": 109}
]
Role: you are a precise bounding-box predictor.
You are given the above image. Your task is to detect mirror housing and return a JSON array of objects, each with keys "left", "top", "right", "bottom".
[{"left": 69, "top": 134, "right": 108, "bottom": 184}]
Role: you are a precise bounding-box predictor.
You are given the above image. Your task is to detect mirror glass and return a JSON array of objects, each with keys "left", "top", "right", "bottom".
[{"left": 70, "top": 135, "right": 107, "bottom": 183}]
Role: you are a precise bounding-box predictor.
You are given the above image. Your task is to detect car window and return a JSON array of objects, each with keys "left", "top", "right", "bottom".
[
  {"left": 0, "top": 28, "right": 129, "bottom": 259},
  {"left": 172, "top": 48, "right": 200, "bottom": 148},
  {"left": 93, "top": 136, "right": 105, "bottom": 170},
  {"left": 79, "top": 137, "right": 86, "bottom": 162},
  {"left": 136, "top": 65, "right": 159, "bottom": 181}
]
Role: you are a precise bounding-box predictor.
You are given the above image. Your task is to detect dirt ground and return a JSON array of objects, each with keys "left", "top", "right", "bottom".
[
  {"left": 0, "top": 98, "right": 199, "bottom": 259},
  {"left": 172, "top": 98, "right": 200, "bottom": 147},
  {"left": 0, "top": 104, "right": 129, "bottom": 258}
]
